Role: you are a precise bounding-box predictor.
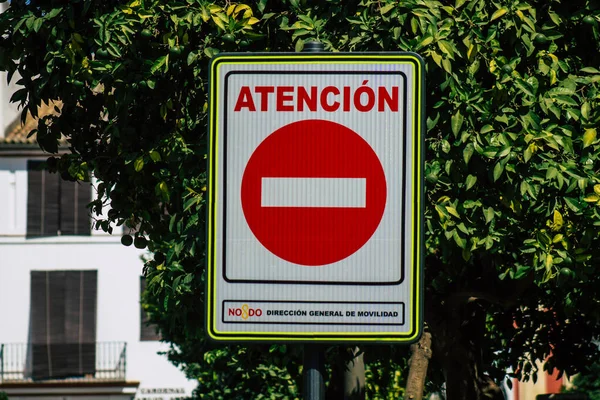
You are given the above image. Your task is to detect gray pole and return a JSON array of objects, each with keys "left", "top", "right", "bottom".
[
  {"left": 300, "top": 40, "right": 327, "bottom": 400},
  {"left": 303, "top": 40, "right": 325, "bottom": 52},
  {"left": 303, "top": 344, "right": 326, "bottom": 399}
]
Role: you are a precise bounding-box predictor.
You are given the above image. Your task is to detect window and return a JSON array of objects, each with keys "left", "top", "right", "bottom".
[
  {"left": 27, "top": 160, "right": 91, "bottom": 237},
  {"left": 140, "top": 277, "right": 161, "bottom": 341},
  {"left": 30, "top": 271, "right": 98, "bottom": 380}
]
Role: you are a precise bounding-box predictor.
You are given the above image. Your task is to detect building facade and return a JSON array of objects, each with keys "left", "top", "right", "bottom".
[{"left": 0, "top": 69, "right": 196, "bottom": 399}]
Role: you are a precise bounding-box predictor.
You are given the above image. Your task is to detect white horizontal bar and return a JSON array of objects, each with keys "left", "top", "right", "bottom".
[{"left": 261, "top": 177, "right": 366, "bottom": 208}]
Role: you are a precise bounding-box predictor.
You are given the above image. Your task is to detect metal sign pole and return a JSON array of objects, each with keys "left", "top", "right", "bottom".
[
  {"left": 301, "top": 41, "right": 327, "bottom": 400},
  {"left": 303, "top": 343, "right": 325, "bottom": 399}
]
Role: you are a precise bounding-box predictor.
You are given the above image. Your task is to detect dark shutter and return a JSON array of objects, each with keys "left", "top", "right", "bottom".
[
  {"left": 30, "top": 271, "right": 97, "bottom": 380},
  {"left": 140, "top": 277, "right": 161, "bottom": 341},
  {"left": 75, "top": 184, "right": 92, "bottom": 235},
  {"left": 80, "top": 271, "right": 97, "bottom": 374},
  {"left": 27, "top": 161, "right": 60, "bottom": 237},
  {"left": 27, "top": 160, "right": 91, "bottom": 237},
  {"left": 60, "top": 182, "right": 76, "bottom": 235},
  {"left": 47, "top": 271, "right": 67, "bottom": 376},
  {"left": 30, "top": 272, "right": 50, "bottom": 378},
  {"left": 43, "top": 172, "right": 60, "bottom": 236},
  {"left": 60, "top": 182, "right": 91, "bottom": 235}
]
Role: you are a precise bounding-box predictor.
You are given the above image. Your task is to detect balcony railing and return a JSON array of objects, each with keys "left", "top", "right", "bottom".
[{"left": 0, "top": 342, "right": 127, "bottom": 383}]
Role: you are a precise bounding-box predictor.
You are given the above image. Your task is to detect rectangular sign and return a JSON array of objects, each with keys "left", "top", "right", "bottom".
[{"left": 207, "top": 53, "right": 425, "bottom": 342}]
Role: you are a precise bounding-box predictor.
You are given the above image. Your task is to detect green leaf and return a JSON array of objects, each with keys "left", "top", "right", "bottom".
[
  {"left": 515, "top": 80, "right": 534, "bottom": 97},
  {"left": 497, "top": 146, "right": 512, "bottom": 158},
  {"left": 257, "top": 0, "right": 268, "bottom": 12},
  {"left": 485, "top": 207, "right": 495, "bottom": 223},
  {"left": 446, "top": 206, "right": 460, "bottom": 218},
  {"left": 466, "top": 175, "right": 477, "bottom": 190},
  {"left": 480, "top": 125, "right": 493, "bottom": 134},
  {"left": 149, "top": 150, "right": 161, "bottom": 162},
  {"left": 416, "top": 36, "right": 434, "bottom": 50},
  {"left": 455, "top": 0, "right": 467, "bottom": 9},
  {"left": 565, "top": 197, "right": 581, "bottom": 212},
  {"left": 553, "top": 210, "right": 563, "bottom": 230},
  {"left": 554, "top": 95, "right": 578, "bottom": 107},
  {"left": 514, "top": 265, "right": 531, "bottom": 280},
  {"left": 462, "top": 247, "right": 471, "bottom": 261},
  {"left": 493, "top": 161, "right": 504, "bottom": 181},
  {"left": 453, "top": 230, "right": 467, "bottom": 249},
  {"left": 524, "top": 143, "right": 535, "bottom": 162},
  {"left": 583, "top": 128, "right": 596, "bottom": 148},
  {"left": 380, "top": 4, "right": 395, "bottom": 15},
  {"left": 490, "top": 7, "right": 508, "bottom": 21},
  {"left": 583, "top": 194, "right": 600, "bottom": 202},
  {"left": 33, "top": 18, "right": 43, "bottom": 33},
  {"left": 435, "top": 204, "right": 450, "bottom": 220},
  {"left": 548, "top": 11, "right": 561, "bottom": 26},
  {"left": 187, "top": 51, "right": 198, "bottom": 66},
  {"left": 451, "top": 110, "right": 464, "bottom": 137},
  {"left": 156, "top": 181, "right": 170, "bottom": 201},
  {"left": 295, "top": 39, "right": 304, "bottom": 52},
  {"left": 441, "top": 139, "right": 451, "bottom": 154},
  {"left": 545, "top": 253, "right": 553, "bottom": 270},
  {"left": 150, "top": 55, "right": 168, "bottom": 74},
  {"left": 442, "top": 58, "right": 452, "bottom": 74},
  {"left": 552, "top": 234, "right": 563, "bottom": 243},
  {"left": 211, "top": 14, "right": 227, "bottom": 30},
  {"left": 580, "top": 67, "right": 600, "bottom": 74},
  {"left": 134, "top": 157, "right": 144, "bottom": 172},
  {"left": 45, "top": 8, "right": 63, "bottom": 19},
  {"left": 438, "top": 40, "right": 454, "bottom": 58},
  {"left": 184, "top": 196, "right": 199, "bottom": 212},
  {"left": 203, "top": 47, "right": 219, "bottom": 58},
  {"left": 106, "top": 42, "right": 122, "bottom": 58},
  {"left": 581, "top": 102, "right": 591, "bottom": 120},
  {"left": 430, "top": 51, "right": 442, "bottom": 67},
  {"left": 463, "top": 143, "right": 474, "bottom": 165}
]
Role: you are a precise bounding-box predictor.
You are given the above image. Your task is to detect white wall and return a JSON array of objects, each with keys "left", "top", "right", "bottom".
[
  {"left": 0, "top": 158, "right": 27, "bottom": 235},
  {"left": 0, "top": 1, "right": 21, "bottom": 139},
  {"left": 0, "top": 157, "right": 197, "bottom": 398},
  {"left": 0, "top": 73, "right": 20, "bottom": 139}
]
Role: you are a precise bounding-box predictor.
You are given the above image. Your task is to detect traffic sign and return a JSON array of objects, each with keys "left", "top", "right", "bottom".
[{"left": 207, "top": 53, "right": 425, "bottom": 342}]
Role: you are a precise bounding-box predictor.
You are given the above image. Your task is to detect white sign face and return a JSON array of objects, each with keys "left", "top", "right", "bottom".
[{"left": 207, "top": 53, "right": 424, "bottom": 342}]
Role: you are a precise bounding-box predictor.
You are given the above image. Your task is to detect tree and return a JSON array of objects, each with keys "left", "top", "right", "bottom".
[{"left": 2, "top": 0, "right": 600, "bottom": 399}]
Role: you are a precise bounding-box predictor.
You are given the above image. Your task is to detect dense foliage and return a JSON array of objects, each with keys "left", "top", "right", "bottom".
[
  {"left": 566, "top": 362, "right": 600, "bottom": 400},
  {"left": 2, "top": 0, "right": 600, "bottom": 398}
]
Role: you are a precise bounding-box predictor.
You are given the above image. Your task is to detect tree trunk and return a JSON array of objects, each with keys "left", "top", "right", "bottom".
[
  {"left": 443, "top": 354, "right": 503, "bottom": 400},
  {"left": 326, "top": 346, "right": 365, "bottom": 399},
  {"left": 404, "top": 331, "right": 432, "bottom": 400},
  {"left": 441, "top": 339, "right": 482, "bottom": 399},
  {"left": 432, "top": 300, "right": 504, "bottom": 400}
]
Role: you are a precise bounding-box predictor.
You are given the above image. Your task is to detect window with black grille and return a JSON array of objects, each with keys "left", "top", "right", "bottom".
[
  {"left": 30, "top": 270, "right": 98, "bottom": 380},
  {"left": 140, "top": 276, "right": 161, "bottom": 341},
  {"left": 27, "top": 160, "right": 91, "bottom": 237}
]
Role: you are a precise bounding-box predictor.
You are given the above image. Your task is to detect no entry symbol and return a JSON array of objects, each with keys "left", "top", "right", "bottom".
[{"left": 241, "top": 119, "right": 387, "bottom": 266}]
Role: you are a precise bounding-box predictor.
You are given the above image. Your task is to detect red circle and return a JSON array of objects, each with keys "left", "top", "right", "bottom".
[{"left": 241, "top": 119, "right": 387, "bottom": 266}]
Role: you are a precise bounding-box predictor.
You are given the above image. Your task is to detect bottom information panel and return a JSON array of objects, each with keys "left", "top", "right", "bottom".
[{"left": 222, "top": 300, "right": 405, "bottom": 326}]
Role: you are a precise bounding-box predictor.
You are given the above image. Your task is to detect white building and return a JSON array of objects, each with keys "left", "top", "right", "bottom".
[{"left": 0, "top": 71, "right": 197, "bottom": 398}]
